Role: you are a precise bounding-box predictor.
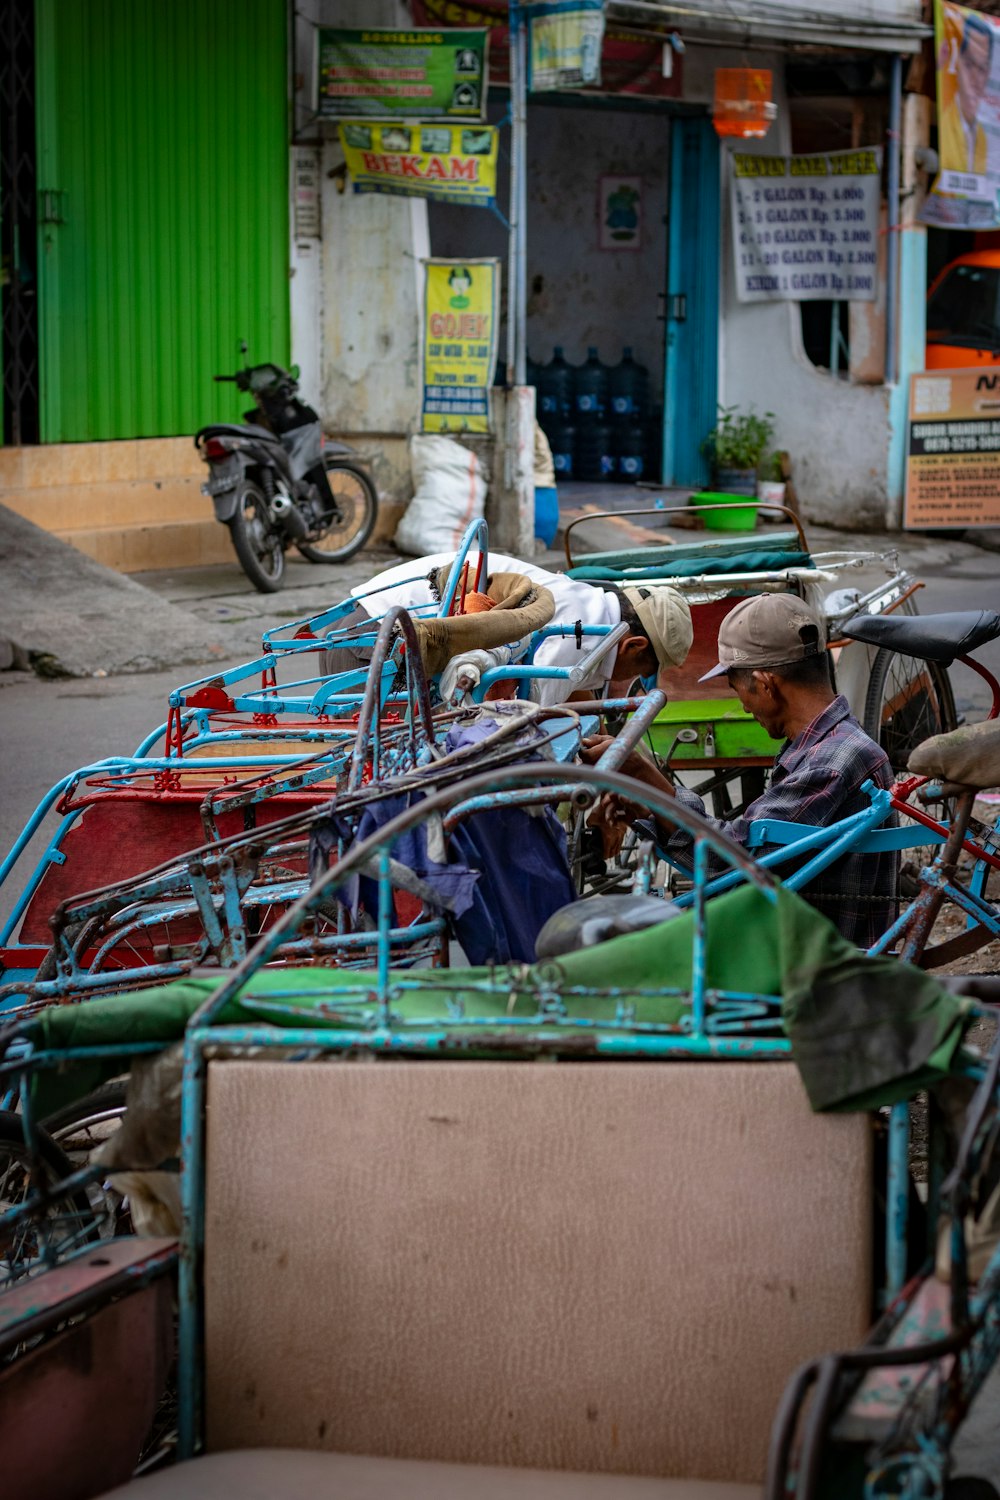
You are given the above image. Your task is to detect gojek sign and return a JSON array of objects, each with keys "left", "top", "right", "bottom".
[{"left": 338, "top": 121, "right": 498, "bottom": 207}]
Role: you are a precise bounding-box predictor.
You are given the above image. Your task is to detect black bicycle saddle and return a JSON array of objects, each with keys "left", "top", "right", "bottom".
[{"left": 841, "top": 609, "right": 1000, "bottom": 665}]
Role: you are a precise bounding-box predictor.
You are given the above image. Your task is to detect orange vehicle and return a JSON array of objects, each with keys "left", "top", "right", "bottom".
[{"left": 926, "top": 248, "right": 1000, "bottom": 368}]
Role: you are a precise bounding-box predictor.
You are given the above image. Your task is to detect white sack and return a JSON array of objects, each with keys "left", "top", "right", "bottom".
[{"left": 395, "top": 435, "right": 486, "bottom": 556}]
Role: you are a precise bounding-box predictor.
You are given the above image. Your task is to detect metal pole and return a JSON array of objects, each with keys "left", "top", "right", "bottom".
[
  {"left": 885, "top": 53, "right": 903, "bottom": 386},
  {"left": 514, "top": 8, "right": 528, "bottom": 386},
  {"left": 506, "top": 0, "right": 524, "bottom": 387}
]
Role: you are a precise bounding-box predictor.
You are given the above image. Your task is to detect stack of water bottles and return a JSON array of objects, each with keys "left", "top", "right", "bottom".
[{"left": 532, "top": 346, "right": 652, "bottom": 482}]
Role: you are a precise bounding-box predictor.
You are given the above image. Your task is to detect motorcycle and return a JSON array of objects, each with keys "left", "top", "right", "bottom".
[{"left": 195, "top": 361, "right": 378, "bottom": 592}]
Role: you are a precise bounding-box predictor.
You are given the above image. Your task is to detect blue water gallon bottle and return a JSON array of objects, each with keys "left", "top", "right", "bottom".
[
  {"left": 573, "top": 347, "right": 609, "bottom": 420},
  {"left": 574, "top": 421, "right": 614, "bottom": 481},
  {"left": 537, "top": 346, "right": 573, "bottom": 429},
  {"left": 614, "top": 423, "right": 646, "bottom": 482},
  {"left": 547, "top": 418, "right": 576, "bottom": 479},
  {"left": 609, "top": 347, "right": 650, "bottom": 423}
]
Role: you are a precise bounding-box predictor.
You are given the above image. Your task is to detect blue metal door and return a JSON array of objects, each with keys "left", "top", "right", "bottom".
[{"left": 662, "top": 119, "right": 720, "bottom": 487}]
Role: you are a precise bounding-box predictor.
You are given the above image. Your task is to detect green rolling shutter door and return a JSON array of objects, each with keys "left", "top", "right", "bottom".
[{"left": 34, "top": 0, "right": 289, "bottom": 441}]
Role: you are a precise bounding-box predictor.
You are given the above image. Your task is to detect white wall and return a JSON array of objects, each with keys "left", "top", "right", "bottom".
[
  {"left": 712, "top": 55, "right": 892, "bottom": 528},
  {"left": 290, "top": 0, "right": 431, "bottom": 506}
]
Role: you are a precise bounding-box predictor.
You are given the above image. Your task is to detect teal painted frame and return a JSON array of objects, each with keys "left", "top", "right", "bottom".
[{"left": 663, "top": 118, "right": 720, "bottom": 488}]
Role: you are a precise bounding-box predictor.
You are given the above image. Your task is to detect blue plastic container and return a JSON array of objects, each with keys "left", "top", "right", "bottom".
[{"left": 534, "top": 486, "right": 559, "bottom": 547}]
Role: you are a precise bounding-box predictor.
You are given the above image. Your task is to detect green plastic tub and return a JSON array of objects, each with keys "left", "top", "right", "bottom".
[{"left": 690, "top": 491, "right": 760, "bottom": 532}]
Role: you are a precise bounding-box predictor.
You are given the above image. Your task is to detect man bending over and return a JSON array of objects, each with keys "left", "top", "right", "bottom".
[{"left": 582, "top": 593, "right": 898, "bottom": 947}]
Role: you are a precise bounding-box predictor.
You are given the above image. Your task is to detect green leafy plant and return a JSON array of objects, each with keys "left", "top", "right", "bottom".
[
  {"left": 763, "top": 450, "right": 785, "bottom": 482},
  {"left": 702, "top": 406, "right": 775, "bottom": 472}
]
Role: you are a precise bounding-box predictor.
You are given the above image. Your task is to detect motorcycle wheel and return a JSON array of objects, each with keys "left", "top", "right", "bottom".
[
  {"left": 229, "top": 480, "right": 285, "bottom": 592},
  {"left": 296, "top": 458, "right": 378, "bottom": 565}
]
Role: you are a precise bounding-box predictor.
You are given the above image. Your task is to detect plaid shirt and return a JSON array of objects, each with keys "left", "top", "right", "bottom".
[{"left": 670, "top": 695, "right": 898, "bottom": 948}]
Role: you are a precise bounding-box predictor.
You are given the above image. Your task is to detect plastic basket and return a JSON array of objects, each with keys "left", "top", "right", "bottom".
[{"left": 690, "top": 491, "right": 760, "bottom": 532}]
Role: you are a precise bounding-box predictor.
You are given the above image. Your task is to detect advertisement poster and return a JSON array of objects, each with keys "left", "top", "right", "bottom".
[
  {"left": 339, "top": 122, "right": 498, "bottom": 207},
  {"left": 905, "top": 369, "right": 1000, "bottom": 529},
  {"left": 731, "top": 148, "right": 882, "bottom": 303},
  {"left": 422, "top": 259, "right": 500, "bottom": 434},
  {"left": 317, "top": 28, "right": 487, "bottom": 120},
  {"left": 528, "top": 2, "right": 606, "bottom": 91},
  {"left": 409, "top": 1, "right": 682, "bottom": 101},
  {"left": 599, "top": 175, "right": 641, "bottom": 249},
  {"left": 922, "top": 1, "right": 1000, "bottom": 228}
]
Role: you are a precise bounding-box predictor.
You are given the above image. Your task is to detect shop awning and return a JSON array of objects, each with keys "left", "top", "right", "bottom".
[{"left": 608, "top": 0, "right": 932, "bottom": 54}]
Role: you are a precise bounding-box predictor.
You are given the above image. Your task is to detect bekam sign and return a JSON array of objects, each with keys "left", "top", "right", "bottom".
[{"left": 731, "top": 148, "right": 882, "bottom": 302}]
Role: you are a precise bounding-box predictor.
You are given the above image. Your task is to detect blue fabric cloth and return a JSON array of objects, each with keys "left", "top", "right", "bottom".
[{"left": 309, "top": 752, "right": 577, "bottom": 965}]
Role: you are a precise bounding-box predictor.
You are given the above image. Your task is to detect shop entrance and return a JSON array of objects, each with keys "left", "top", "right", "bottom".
[{"left": 428, "top": 95, "right": 672, "bottom": 488}]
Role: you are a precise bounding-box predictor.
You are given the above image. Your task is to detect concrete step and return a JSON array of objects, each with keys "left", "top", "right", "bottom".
[
  {"left": 55, "top": 519, "right": 234, "bottom": 572},
  {"left": 0, "top": 435, "right": 402, "bottom": 573}
]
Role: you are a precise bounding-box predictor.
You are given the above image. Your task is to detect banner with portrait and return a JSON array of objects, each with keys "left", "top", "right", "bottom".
[
  {"left": 922, "top": 1, "right": 1000, "bottom": 228},
  {"left": 422, "top": 259, "right": 501, "bottom": 434}
]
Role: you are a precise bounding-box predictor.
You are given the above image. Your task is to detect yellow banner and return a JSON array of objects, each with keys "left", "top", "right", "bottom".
[
  {"left": 422, "top": 259, "right": 500, "bottom": 434},
  {"left": 339, "top": 121, "right": 497, "bottom": 206}
]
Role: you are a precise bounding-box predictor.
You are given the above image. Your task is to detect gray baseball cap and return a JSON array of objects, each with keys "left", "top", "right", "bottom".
[{"left": 699, "top": 594, "right": 826, "bottom": 682}]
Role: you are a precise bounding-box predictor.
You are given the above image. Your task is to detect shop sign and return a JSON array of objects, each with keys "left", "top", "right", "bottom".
[
  {"left": 317, "top": 28, "right": 488, "bottom": 121},
  {"left": 293, "top": 149, "right": 320, "bottom": 241},
  {"left": 528, "top": 2, "right": 606, "bottom": 92},
  {"left": 922, "top": 1, "right": 1000, "bottom": 229},
  {"left": 731, "top": 148, "right": 881, "bottom": 303},
  {"left": 422, "top": 259, "right": 500, "bottom": 434},
  {"left": 905, "top": 369, "right": 1000, "bottom": 529},
  {"left": 339, "top": 122, "right": 497, "bottom": 207},
  {"left": 409, "top": 1, "right": 681, "bottom": 100}
]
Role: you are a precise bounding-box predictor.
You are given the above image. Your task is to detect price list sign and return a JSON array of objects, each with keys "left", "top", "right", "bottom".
[
  {"left": 905, "top": 371, "right": 1000, "bottom": 530},
  {"left": 732, "top": 149, "right": 882, "bottom": 303}
]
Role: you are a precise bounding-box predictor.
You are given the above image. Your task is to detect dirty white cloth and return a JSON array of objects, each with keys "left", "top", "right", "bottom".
[{"left": 353, "top": 551, "right": 624, "bottom": 707}]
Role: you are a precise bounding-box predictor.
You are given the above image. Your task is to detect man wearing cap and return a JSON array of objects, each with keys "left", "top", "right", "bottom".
[
  {"left": 324, "top": 549, "right": 692, "bottom": 708},
  {"left": 582, "top": 593, "right": 898, "bottom": 947}
]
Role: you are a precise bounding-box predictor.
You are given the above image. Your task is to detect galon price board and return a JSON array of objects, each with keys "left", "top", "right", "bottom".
[{"left": 732, "top": 148, "right": 882, "bottom": 303}]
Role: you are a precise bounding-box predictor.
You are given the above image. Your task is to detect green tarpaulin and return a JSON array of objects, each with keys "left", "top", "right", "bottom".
[{"left": 28, "top": 883, "right": 972, "bottom": 1117}]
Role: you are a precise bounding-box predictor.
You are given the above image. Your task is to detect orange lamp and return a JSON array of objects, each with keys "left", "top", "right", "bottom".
[{"left": 713, "top": 68, "right": 777, "bottom": 139}]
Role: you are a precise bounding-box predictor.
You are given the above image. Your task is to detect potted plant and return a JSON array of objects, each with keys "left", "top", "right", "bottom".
[
  {"left": 756, "top": 450, "right": 787, "bottom": 515},
  {"left": 702, "top": 405, "right": 775, "bottom": 495}
]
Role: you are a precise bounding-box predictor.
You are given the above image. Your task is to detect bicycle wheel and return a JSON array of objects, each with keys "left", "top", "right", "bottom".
[
  {"left": 297, "top": 458, "right": 378, "bottom": 564},
  {"left": 863, "top": 647, "right": 958, "bottom": 773},
  {"left": 230, "top": 480, "right": 285, "bottom": 592},
  {"left": 0, "top": 1111, "right": 103, "bottom": 1287}
]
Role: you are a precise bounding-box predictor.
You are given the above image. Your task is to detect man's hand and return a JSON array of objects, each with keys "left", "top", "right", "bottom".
[
  {"left": 579, "top": 736, "right": 676, "bottom": 796},
  {"left": 579, "top": 736, "right": 676, "bottom": 850}
]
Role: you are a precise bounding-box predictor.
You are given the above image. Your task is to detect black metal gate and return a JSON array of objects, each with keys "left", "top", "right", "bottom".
[{"left": 0, "top": 0, "right": 39, "bottom": 447}]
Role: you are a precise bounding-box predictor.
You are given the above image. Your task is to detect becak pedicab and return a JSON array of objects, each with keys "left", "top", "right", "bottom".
[{"left": 2, "top": 764, "right": 999, "bottom": 1500}]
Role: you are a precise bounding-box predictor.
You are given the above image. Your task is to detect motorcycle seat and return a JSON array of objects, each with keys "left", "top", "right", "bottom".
[
  {"left": 195, "top": 422, "right": 276, "bottom": 444},
  {"left": 841, "top": 609, "right": 1000, "bottom": 665}
]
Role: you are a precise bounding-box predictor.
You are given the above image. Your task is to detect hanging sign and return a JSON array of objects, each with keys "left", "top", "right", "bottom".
[
  {"left": 905, "top": 369, "right": 1000, "bottom": 529},
  {"left": 422, "top": 259, "right": 500, "bottom": 434},
  {"left": 528, "top": 2, "right": 606, "bottom": 91},
  {"left": 921, "top": 2, "right": 1000, "bottom": 229},
  {"left": 339, "top": 122, "right": 498, "bottom": 206},
  {"left": 317, "top": 28, "right": 488, "bottom": 120},
  {"left": 731, "top": 148, "right": 882, "bottom": 304},
  {"left": 409, "top": 2, "right": 681, "bottom": 100}
]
